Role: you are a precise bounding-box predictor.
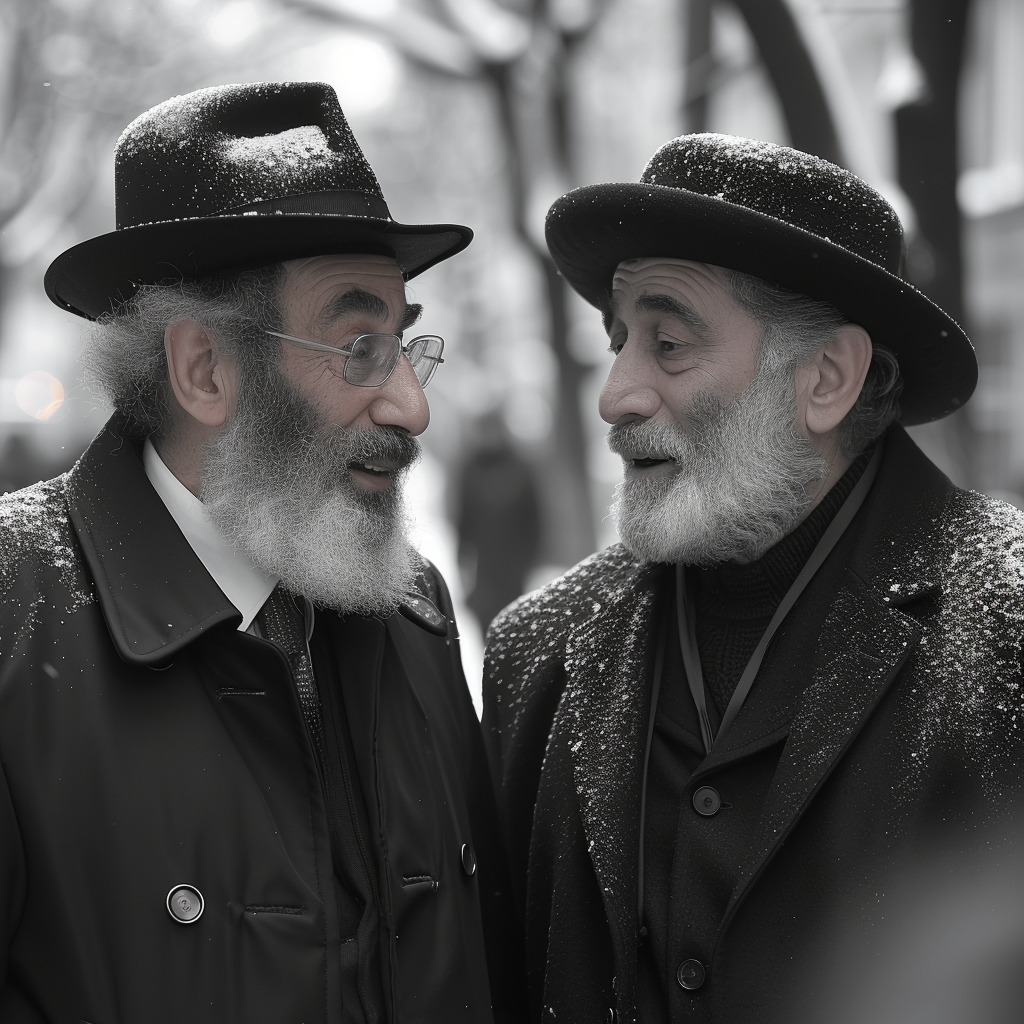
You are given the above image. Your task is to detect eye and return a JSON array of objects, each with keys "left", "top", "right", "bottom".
[
  {"left": 656, "top": 332, "right": 691, "bottom": 358},
  {"left": 607, "top": 331, "right": 626, "bottom": 356}
]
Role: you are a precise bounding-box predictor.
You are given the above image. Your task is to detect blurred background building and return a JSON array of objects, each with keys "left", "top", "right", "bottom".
[{"left": 1, "top": 0, "right": 1022, "bottom": 703}]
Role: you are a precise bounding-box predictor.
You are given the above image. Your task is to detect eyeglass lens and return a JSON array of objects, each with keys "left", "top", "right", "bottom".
[
  {"left": 343, "top": 334, "right": 402, "bottom": 387},
  {"left": 406, "top": 336, "right": 444, "bottom": 387}
]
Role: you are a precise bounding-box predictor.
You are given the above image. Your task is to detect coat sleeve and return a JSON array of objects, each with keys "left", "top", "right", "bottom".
[
  {"left": 430, "top": 566, "right": 530, "bottom": 1024},
  {"left": 481, "top": 593, "right": 571, "bottom": 917},
  {"left": 0, "top": 757, "right": 27, "bottom": 995}
]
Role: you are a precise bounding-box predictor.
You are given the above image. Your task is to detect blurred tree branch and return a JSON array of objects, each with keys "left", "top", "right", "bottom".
[{"left": 0, "top": 0, "right": 306, "bottom": 263}]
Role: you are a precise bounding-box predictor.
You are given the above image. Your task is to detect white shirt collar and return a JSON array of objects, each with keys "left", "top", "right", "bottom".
[{"left": 142, "top": 439, "right": 278, "bottom": 631}]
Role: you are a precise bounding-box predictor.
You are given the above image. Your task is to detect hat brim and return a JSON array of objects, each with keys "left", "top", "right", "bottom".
[
  {"left": 545, "top": 182, "right": 976, "bottom": 425},
  {"left": 45, "top": 213, "right": 473, "bottom": 321}
]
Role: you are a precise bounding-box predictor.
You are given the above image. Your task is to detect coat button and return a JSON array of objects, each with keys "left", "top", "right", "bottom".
[
  {"left": 692, "top": 786, "right": 721, "bottom": 816},
  {"left": 166, "top": 884, "right": 204, "bottom": 924},
  {"left": 461, "top": 843, "right": 477, "bottom": 876},
  {"left": 676, "top": 958, "right": 706, "bottom": 990}
]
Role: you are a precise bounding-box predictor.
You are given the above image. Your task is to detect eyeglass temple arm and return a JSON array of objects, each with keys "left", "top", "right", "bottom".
[
  {"left": 266, "top": 330, "right": 442, "bottom": 363},
  {"left": 264, "top": 330, "right": 354, "bottom": 359}
]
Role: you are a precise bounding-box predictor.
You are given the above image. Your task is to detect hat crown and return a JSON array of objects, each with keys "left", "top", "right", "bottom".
[
  {"left": 114, "top": 82, "right": 386, "bottom": 229},
  {"left": 641, "top": 134, "right": 904, "bottom": 273}
]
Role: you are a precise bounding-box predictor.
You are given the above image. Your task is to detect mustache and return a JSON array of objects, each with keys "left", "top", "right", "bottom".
[
  {"left": 607, "top": 418, "right": 688, "bottom": 460},
  {"left": 340, "top": 426, "right": 421, "bottom": 470}
]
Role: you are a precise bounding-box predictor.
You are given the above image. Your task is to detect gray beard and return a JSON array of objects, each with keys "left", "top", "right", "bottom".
[
  {"left": 200, "top": 366, "right": 420, "bottom": 616},
  {"left": 608, "top": 362, "right": 831, "bottom": 566}
]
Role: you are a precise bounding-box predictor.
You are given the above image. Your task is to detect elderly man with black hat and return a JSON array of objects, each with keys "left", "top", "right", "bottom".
[
  {"left": 0, "top": 82, "right": 525, "bottom": 1024},
  {"left": 483, "top": 133, "right": 1024, "bottom": 1023}
]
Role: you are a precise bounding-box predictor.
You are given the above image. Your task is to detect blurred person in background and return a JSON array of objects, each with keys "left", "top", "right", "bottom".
[
  {"left": 0, "top": 82, "right": 524, "bottom": 1024},
  {"left": 483, "top": 134, "right": 1024, "bottom": 1023},
  {"left": 456, "top": 411, "right": 542, "bottom": 632}
]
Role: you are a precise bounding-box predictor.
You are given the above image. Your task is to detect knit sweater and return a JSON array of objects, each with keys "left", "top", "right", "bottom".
[{"left": 693, "top": 450, "right": 872, "bottom": 715}]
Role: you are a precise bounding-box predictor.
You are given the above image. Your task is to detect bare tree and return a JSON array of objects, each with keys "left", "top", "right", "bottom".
[{"left": 0, "top": 0, "right": 308, "bottom": 298}]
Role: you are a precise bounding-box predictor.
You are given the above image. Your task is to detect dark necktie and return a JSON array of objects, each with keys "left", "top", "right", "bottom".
[{"left": 256, "top": 585, "right": 325, "bottom": 763}]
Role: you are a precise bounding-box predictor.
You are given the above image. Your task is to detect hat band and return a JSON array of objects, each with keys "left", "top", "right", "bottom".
[{"left": 219, "top": 189, "right": 392, "bottom": 220}]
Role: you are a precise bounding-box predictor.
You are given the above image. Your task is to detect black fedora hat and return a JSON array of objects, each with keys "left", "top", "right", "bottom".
[
  {"left": 545, "top": 133, "right": 976, "bottom": 425},
  {"left": 45, "top": 81, "right": 473, "bottom": 321}
]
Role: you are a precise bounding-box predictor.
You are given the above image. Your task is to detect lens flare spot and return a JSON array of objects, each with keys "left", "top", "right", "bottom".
[{"left": 15, "top": 371, "right": 64, "bottom": 420}]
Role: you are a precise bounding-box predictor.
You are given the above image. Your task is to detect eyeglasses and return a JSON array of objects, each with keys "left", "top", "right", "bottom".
[{"left": 265, "top": 330, "right": 445, "bottom": 388}]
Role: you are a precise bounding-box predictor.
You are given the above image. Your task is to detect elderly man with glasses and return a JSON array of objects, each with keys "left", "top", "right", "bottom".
[{"left": 0, "top": 83, "right": 524, "bottom": 1024}]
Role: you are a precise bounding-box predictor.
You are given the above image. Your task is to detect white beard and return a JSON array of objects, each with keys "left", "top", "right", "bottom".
[
  {"left": 608, "top": 362, "right": 830, "bottom": 566},
  {"left": 200, "top": 369, "right": 419, "bottom": 617}
]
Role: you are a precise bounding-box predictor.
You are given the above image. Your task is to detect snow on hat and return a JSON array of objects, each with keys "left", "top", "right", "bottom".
[
  {"left": 45, "top": 81, "right": 472, "bottom": 320},
  {"left": 545, "top": 133, "right": 976, "bottom": 424}
]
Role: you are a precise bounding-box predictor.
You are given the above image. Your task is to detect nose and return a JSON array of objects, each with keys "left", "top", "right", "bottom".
[
  {"left": 598, "top": 339, "right": 663, "bottom": 425},
  {"left": 367, "top": 352, "right": 430, "bottom": 435}
]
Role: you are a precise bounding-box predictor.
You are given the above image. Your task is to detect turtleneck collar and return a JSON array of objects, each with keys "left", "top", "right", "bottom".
[{"left": 693, "top": 447, "right": 875, "bottom": 619}]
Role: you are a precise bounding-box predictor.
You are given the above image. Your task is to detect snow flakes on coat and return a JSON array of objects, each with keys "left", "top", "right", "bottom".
[{"left": 0, "top": 476, "right": 94, "bottom": 653}]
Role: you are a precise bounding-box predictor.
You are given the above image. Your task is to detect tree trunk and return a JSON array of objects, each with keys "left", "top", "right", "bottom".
[
  {"left": 730, "top": 0, "right": 843, "bottom": 164},
  {"left": 894, "top": 0, "right": 974, "bottom": 483}
]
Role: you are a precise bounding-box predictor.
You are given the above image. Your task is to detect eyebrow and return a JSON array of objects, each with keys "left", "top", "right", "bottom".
[
  {"left": 398, "top": 302, "right": 423, "bottom": 334},
  {"left": 632, "top": 293, "right": 711, "bottom": 338},
  {"left": 318, "top": 287, "right": 389, "bottom": 327},
  {"left": 317, "top": 288, "right": 422, "bottom": 335}
]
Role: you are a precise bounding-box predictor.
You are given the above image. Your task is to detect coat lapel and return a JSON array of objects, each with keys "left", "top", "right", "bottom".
[
  {"left": 720, "top": 569, "right": 920, "bottom": 934},
  {"left": 556, "top": 559, "right": 664, "bottom": 983}
]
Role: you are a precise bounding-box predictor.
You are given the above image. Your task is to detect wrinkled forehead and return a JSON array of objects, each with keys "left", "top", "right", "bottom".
[
  {"left": 612, "top": 256, "right": 729, "bottom": 289},
  {"left": 608, "top": 258, "right": 735, "bottom": 324},
  {"left": 281, "top": 254, "right": 407, "bottom": 328}
]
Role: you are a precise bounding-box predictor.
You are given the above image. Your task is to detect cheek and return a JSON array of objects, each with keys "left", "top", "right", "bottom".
[
  {"left": 658, "top": 375, "right": 706, "bottom": 427},
  {"left": 280, "top": 358, "right": 372, "bottom": 428},
  {"left": 309, "top": 385, "right": 373, "bottom": 429}
]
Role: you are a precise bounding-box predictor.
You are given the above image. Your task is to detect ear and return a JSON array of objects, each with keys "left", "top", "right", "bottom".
[
  {"left": 796, "top": 323, "right": 873, "bottom": 439},
  {"left": 164, "top": 319, "right": 237, "bottom": 428}
]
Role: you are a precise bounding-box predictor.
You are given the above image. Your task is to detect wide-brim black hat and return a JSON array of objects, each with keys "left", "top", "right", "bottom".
[
  {"left": 45, "top": 82, "right": 473, "bottom": 321},
  {"left": 545, "top": 133, "right": 975, "bottom": 425}
]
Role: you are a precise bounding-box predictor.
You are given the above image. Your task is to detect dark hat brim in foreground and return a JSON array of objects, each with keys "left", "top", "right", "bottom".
[
  {"left": 546, "top": 182, "right": 976, "bottom": 425},
  {"left": 45, "top": 213, "right": 472, "bottom": 321}
]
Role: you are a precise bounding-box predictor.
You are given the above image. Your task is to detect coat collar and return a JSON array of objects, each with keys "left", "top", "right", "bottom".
[
  {"left": 557, "top": 425, "right": 953, "bottom": 1002},
  {"left": 67, "top": 418, "right": 240, "bottom": 666}
]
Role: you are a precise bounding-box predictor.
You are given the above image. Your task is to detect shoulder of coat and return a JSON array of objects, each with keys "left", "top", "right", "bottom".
[
  {"left": 0, "top": 474, "right": 95, "bottom": 642},
  {"left": 0, "top": 473, "right": 81, "bottom": 581},
  {"left": 486, "top": 543, "right": 646, "bottom": 649},
  {"left": 877, "top": 489, "right": 1024, "bottom": 793},
  {"left": 939, "top": 488, "right": 1024, "bottom": 597}
]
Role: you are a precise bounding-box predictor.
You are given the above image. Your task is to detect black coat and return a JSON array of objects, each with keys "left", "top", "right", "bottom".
[
  {"left": 483, "top": 426, "right": 1024, "bottom": 1023},
  {"left": 0, "top": 420, "right": 525, "bottom": 1024}
]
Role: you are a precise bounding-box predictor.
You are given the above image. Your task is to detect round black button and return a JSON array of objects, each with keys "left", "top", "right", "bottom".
[
  {"left": 692, "top": 786, "right": 721, "bottom": 816},
  {"left": 166, "top": 884, "right": 204, "bottom": 924},
  {"left": 677, "top": 958, "right": 706, "bottom": 990},
  {"left": 461, "top": 843, "right": 477, "bottom": 876}
]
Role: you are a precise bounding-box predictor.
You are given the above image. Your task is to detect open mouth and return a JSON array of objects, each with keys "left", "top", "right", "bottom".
[
  {"left": 350, "top": 459, "right": 396, "bottom": 475},
  {"left": 621, "top": 448, "right": 678, "bottom": 473},
  {"left": 348, "top": 459, "right": 400, "bottom": 489}
]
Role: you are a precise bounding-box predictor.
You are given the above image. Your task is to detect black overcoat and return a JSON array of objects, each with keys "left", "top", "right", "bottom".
[
  {"left": 483, "top": 426, "right": 1024, "bottom": 1023},
  {"left": 0, "top": 420, "right": 524, "bottom": 1024}
]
